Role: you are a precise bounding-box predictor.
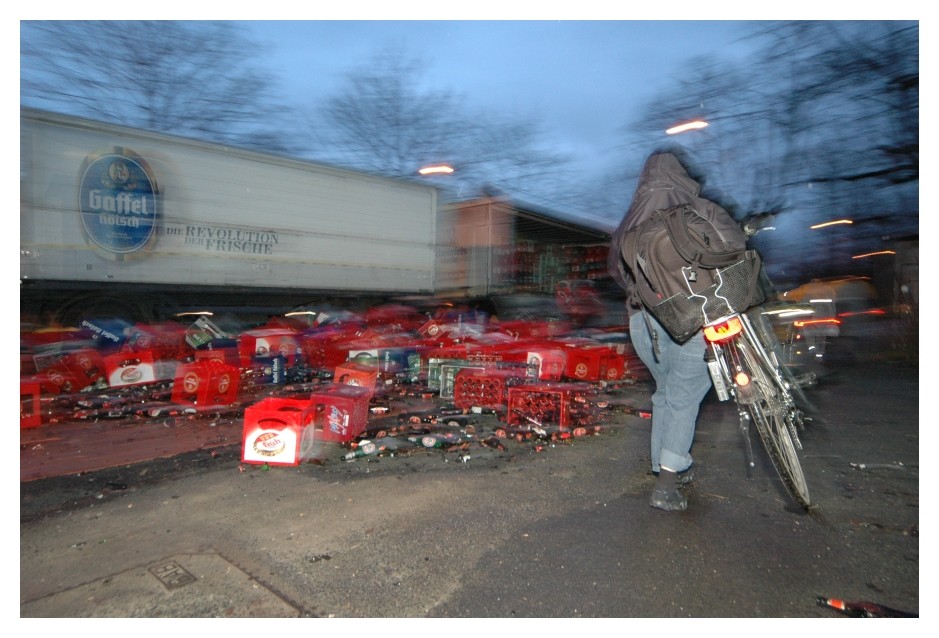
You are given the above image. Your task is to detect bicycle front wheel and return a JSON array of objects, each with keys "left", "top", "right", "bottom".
[{"left": 733, "top": 338, "right": 811, "bottom": 509}]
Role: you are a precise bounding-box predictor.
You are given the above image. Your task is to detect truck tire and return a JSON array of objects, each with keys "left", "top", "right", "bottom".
[{"left": 50, "top": 294, "right": 155, "bottom": 327}]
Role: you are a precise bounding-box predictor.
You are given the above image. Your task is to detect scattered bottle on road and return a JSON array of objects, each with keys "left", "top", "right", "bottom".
[{"left": 816, "top": 596, "right": 918, "bottom": 618}]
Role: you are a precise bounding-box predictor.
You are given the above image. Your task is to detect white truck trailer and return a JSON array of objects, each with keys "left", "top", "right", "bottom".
[{"left": 20, "top": 108, "right": 440, "bottom": 324}]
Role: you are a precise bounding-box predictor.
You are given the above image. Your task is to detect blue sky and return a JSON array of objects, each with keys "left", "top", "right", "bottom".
[{"left": 244, "top": 20, "right": 757, "bottom": 177}]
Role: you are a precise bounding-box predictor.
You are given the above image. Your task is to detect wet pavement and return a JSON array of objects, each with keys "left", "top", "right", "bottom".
[{"left": 19, "top": 356, "right": 919, "bottom": 619}]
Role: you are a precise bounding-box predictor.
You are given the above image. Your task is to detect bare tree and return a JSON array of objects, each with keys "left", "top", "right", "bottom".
[
  {"left": 20, "top": 21, "right": 297, "bottom": 153},
  {"left": 754, "top": 21, "right": 918, "bottom": 188},
  {"left": 311, "top": 45, "right": 573, "bottom": 203},
  {"left": 749, "top": 21, "right": 918, "bottom": 279},
  {"left": 616, "top": 20, "right": 918, "bottom": 283}
]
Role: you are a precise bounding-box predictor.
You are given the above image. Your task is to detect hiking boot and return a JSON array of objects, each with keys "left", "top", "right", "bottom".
[{"left": 649, "top": 487, "right": 688, "bottom": 511}]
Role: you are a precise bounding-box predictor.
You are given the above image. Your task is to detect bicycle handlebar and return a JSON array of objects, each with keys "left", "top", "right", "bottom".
[{"left": 742, "top": 212, "right": 777, "bottom": 237}]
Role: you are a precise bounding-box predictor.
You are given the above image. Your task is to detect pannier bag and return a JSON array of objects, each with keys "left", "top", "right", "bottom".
[{"left": 621, "top": 203, "right": 764, "bottom": 343}]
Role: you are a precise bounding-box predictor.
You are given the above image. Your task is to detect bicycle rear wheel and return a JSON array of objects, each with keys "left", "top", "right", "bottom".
[{"left": 731, "top": 338, "right": 811, "bottom": 509}]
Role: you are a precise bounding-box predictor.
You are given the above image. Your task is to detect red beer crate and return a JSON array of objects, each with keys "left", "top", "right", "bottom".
[
  {"left": 507, "top": 384, "right": 574, "bottom": 427},
  {"left": 452, "top": 368, "right": 527, "bottom": 410},
  {"left": 20, "top": 379, "right": 42, "bottom": 428},
  {"left": 417, "top": 319, "right": 447, "bottom": 342},
  {"left": 334, "top": 361, "right": 380, "bottom": 397},
  {"left": 238, "top": 328, "right": 300, "bottom": 367},
  {"left": 171, "top": 359, "right": 240, "bottom": 409},
  {"left": 563, "top": 343, "right": 626, "bottom": 383},
  {"left": 308, "top": 383, "right": 371, "bottom": 443},
  {"left": 242, "top": 397, "right": 318, "bottom": 466},
  {"left": 301, "top": 328, "right": 362, "bottom": 369},
  {"left": 33, "top": 348, "right": 105, "bottom": 389},
  {"left": 195, "top": 345, "right": 241, "bottom": 368},
  {"left": 126, "top": 322, "right": 189, "bottom": 361},
  {"left": 499, "top": 340, "right": 566, "bottom": 381},
  {"left": 439, "top": 362, "right": 488, "bottom": 399},
  {"left": 602, "top": 351, "right": 627, "bottom": 383},
  {"left": 104, "top": 350, "right": 164, "bottom": 387},
  {"left": 35, "top": 365, "right": 80, "bottom": 395},
  {"left": 498, "top": 319, "right": 571, "bottom": 339}
]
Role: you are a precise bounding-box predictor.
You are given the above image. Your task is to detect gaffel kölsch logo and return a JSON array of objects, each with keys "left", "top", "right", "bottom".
[{"left": 79, "top": 148, "right": 159, "bottom": 258}]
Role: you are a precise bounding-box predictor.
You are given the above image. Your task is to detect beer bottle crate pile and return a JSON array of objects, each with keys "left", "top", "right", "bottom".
[{"left": 21, "top": 306, "right": 649, "bottom": 468}]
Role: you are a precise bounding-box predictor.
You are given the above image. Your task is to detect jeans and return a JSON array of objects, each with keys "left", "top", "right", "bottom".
[{"left": 629, "top": 311, "right": 713, "bottom": 474}]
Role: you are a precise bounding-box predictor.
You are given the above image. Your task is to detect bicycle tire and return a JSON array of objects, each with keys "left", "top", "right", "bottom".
[{"left": 731, "top": 338, "right": 811, "bottom": 509}]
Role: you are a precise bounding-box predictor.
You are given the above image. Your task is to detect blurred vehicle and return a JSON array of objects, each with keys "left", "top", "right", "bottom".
[
  {"left": 778, "top": 279, "right": 840, "bottom": 359},
  {"left": 23, "top": 109, "right": 618, "bottom": 328},
  {"left": 757, "top": 301, "right": 833, "bottom": 382},
  {"left": 781, "top": 275, "right": 894, "bottom": 362},
  {"left": 20, "top": 108, "right": 440, "bottom": 325}
]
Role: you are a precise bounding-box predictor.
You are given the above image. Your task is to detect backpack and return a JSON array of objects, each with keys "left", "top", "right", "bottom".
[{"left": 620, "top": 203, "right": 764, "bottom": 343}]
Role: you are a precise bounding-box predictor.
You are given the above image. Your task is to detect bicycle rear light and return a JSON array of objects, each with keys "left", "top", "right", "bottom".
[
  {"left": 704, "top": 316, "right": 743, "bottom": 343},
  {"left": 734, "top": 371, "right": 751, "bottom": 386}
]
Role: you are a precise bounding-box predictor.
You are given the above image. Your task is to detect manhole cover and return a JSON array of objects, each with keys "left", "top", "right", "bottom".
[{"left": 149, "top": 560, "right": 197, "bottom": 590}]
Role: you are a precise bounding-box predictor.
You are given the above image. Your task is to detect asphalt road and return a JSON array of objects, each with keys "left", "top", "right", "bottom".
[{"left": 19, "top": 357, "right": 919, "bottom": 619}]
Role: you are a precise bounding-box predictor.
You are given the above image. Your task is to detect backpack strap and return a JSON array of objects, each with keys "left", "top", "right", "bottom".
[{"left": 641, "top": 307, "right": 662, "bottom": 361}]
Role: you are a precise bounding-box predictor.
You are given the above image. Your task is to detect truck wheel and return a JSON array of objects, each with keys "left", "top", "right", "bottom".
[{"left": 52, "top": 294, "right": 153, "bottom": 326}]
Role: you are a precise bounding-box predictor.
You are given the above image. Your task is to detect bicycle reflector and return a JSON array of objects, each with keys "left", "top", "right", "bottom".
[{"left": 704, "top": 316, "right": 743, "bottom": 343}]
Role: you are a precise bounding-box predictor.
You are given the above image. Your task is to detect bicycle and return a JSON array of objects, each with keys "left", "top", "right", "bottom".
[{"left": 702, "top": 304, "right": 812, "bottom": 509}]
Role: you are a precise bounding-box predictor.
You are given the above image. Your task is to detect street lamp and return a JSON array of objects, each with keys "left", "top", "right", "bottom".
[
  {"left": 810, "top": 219, "right": 854, "bottom": 230},
  {"left": 666, "top": 120, "right": 709, "bottom": 135},
  {"left": 852, "top": 250, "right": 896, "bottom": 260},
  {"left": 417, "top": 163, "right": 455, "bottom": 176}
]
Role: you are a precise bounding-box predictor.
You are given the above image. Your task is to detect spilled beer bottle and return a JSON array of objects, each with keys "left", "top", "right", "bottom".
[
  {"left": 407, "top": 433, "right": 462, "bottom": 449},
  {"left": 816, "top": 596, "right": 917, "bottom": 618},
  {"left": 342, "top": 441, "right": 379, "bottom": 461}
]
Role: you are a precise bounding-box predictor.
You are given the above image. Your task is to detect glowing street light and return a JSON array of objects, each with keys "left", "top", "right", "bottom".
[
  {"left": 417, "top": 163, "right": 455, "bottom": 176},
  {"left": 852, "top": 250, "right": 896, "bottom": 260},
  {"left": 810, "top": 219, "right": 854, "bottom": 230},
  {"left": 666, "top": 120, "right": 709, "bottom": 135}
]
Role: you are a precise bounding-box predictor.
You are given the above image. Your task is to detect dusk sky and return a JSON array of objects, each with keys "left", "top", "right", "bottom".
[{"left": 244, "top": 19, "right": 758, "bottom": 177}]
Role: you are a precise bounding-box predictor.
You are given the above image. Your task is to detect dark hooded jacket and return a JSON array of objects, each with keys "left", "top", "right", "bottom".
[{"left": 608, "top": 151, "right": 748, "bottom": 317}]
